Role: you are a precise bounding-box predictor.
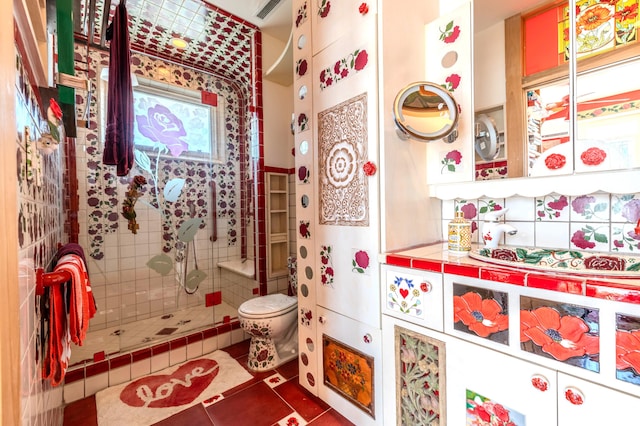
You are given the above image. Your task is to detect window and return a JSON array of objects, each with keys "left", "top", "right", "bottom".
[{"left": 101, "top": 72, "right": 225, "bottom": 163}]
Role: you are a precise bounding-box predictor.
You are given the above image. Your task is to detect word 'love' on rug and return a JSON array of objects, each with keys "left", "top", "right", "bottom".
[{"left": 95, "top": 350, "right": 253, "bottom": 425}]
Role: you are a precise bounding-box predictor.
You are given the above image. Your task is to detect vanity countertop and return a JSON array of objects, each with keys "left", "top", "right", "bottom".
[{"left": 382, "top": 242, "right": 640, "bottom": 304}]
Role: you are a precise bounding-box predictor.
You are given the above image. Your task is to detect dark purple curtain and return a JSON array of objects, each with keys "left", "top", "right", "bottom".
[{"left": 102, "top": 3, "right": 134, "bottom": 176}]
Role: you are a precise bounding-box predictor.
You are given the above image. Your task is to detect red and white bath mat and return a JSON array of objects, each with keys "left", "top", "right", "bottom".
[{"left": 95, "top": 350, "right": 252, "bottom": 425}]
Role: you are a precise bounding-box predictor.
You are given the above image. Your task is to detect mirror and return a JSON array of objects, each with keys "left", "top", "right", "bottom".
[
  {"left": 475, "top": 113, "right": 500, "bottom": 161},
  {"left": 393, "top": 81, "right": 459, "bottom": 143},
  {"left": 474, "top": 0, "right": 640, "bottom": 180}
]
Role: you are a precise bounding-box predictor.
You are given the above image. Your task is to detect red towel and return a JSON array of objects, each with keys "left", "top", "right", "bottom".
[
  {"left": 55, "top": 254, "right": 96, "bottom": 345},
  {"left": 43, "top": 283, "right": 71, "bottom": 387}
]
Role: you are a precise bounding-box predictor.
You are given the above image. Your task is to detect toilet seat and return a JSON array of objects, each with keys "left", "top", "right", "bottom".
[{"left": 239, "top": 294, "right": 297, "bottom": 319}]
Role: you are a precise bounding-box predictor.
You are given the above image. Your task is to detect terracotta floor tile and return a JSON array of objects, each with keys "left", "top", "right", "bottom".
[
  {"left": 274, "top": 379, "right": 330, "bottom": 421},
  {"left": 275, "top": 358, "right": 299, "bottom": 380},
  {"left": 222, "top": 340, "right": 250, "bottom": 359},
  {"left": 151, "top": 403, "right": 213, "bottom": 425},
  {"left": 63, "top": 396, "right": 98, "bottom": 426},
  {"left": 206, "top": 381, "right": 294, "bottom": 426},
  {"left": 307, "top": 409, "right": 356, "bottom": 426}
]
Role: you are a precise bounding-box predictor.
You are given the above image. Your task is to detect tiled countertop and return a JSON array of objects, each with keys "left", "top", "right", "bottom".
[{"left": 382, "top": 242, "right": 640, "bottom": 304}]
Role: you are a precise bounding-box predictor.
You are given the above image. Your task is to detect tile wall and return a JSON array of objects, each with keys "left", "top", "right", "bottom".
[
  {"left": 442, "top": 192, "right": 640, "bottom": 253},
  {"left": 15, "top": 51, "right": 67, "bottom": 424}
]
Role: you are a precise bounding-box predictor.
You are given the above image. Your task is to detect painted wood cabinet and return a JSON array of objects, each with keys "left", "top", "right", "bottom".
[{"left": 382, "top": 265, "right": 640, "bottom": 425}]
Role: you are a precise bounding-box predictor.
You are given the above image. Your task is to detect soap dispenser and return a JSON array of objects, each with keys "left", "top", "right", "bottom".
[{"left": 448, "top": 211, "right": 471, "bottom": 255}]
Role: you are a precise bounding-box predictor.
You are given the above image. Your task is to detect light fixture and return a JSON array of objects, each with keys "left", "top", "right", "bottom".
[
  {"left": 157, "top": 67, "right": 171, "bottom": 78},
  {"left": 170, "top": 37, "right": 189, "bottom": 49}
]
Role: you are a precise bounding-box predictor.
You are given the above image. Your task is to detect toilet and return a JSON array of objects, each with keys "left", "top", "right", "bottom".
[{"left": 238, "top": 293, "right": 298, "bottom": 371}]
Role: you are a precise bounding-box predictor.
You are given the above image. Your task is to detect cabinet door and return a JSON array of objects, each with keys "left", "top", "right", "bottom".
[
  {"left": 382, "top": 265, "right": 443, "bottom": 331},
  {"left": 447, "top": 337, "right": 557, "bottom": 426},
  {"left": 558, "top": 373, "right": 640, "bottom": 426},
  {"left": 316, "top": 307, "right": 383, "bottom": 425}
]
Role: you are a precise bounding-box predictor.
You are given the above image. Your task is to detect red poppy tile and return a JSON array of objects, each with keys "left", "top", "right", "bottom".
[
  {"left": 453, "top": 284, "right": 509, "bottom": 345},
  {"left": 520, "top": 296, "right": 599, "bottom": 372}
]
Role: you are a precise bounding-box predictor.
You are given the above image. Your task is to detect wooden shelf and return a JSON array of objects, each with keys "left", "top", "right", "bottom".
[{"left": 266, "top": 172, "right": 290, "bottom": 279}]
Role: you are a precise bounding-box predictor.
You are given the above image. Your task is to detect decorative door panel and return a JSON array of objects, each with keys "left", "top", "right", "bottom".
[
  {"left": 317, "top": 306, "right": 383, "bottom": 425},
  {"left": 381, "top": 315, "right": 447, "bottom": 426},
  {"left": 382, "top": 265, "right": 444, "bottom": 332},
  {"left": 447, "top": 337, "right": 557, "bottom": 426},
  {"left": 311, "top": 0, "right": 377, "bottom": 56},
  {"left": 312, "top": 26, "right": 380, "bottom": 328},
  {"left": 424, "top": 2, "right": 474, "bottom": 185},
  {"left": 557, "top": 372, "right": 640, "bottom": 426}
]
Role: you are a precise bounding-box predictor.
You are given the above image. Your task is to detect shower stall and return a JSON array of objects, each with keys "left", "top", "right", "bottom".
[{"left": 69, "top": 48, "right": 262, "bottom": 367}]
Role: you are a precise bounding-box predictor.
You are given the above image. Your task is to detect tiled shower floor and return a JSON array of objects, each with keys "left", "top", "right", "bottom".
[
  {"left": 64, "top": 341, "right": 355, "bottom": 426},
  {"left": 70, "top": 302, "right": 238, "bottom": 365}
]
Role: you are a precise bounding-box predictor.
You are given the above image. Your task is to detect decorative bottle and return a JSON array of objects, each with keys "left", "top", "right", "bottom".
[{"left": 448, "top": 211, "right": 471, "bottom": 255}]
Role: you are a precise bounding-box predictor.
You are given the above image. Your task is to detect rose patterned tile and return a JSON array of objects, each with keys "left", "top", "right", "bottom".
[
  {"left": 570, "top": 222, "right": 610, "bottom": 251},
  {"left": 570, "top": 194, "right": 610, "bottom": 222},
  {"left": 611, "top": 223, "right": 640, "bottom": 254},
  {"left": 611, "top": 193, "right": 640, "bottom": 223},
  {"left": 535, "top": 194, "right": 570, "bottom": 221}
]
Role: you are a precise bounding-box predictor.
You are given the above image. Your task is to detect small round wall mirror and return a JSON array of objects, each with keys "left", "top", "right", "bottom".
[
  {"left": 393, "top": 81, "right": 459, "bottom": 143},
  {"left": 475, "top": 114, "right": 500, "bottom": 161}
]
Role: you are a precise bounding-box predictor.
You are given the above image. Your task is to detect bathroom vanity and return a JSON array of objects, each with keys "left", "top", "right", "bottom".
[{"left": 381, "top": 244, "right": 640, "bottom": 425}]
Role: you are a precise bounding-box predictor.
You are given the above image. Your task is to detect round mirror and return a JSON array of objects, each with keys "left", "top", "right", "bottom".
[
  {"left": 299, "top": 140, "right": 309, "bottom": 155},
  {"left": 393, "top": 81, "right": 459, "bottom": 142},
  {"left": 298, "top": 85, "right": 308, "bottom": 100},
  {"left": 297, "top": 35, "right": 306, "bottom": 49},
  {"left": 475, "top": 114, "right": 500, "bottom": 161}
]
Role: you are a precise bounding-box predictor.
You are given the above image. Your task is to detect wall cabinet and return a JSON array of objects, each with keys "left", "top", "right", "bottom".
[{"left": 266, "top": 172, "right": 289, "bottom": 278}]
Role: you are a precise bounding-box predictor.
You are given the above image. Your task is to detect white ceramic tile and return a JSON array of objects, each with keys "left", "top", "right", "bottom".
[
  {"left": 505, "top": 221, "right": 535, "bottom": 247},
  {"left": 441, "top": 199, "right": 456, "bottom": 219},
  {"left": 202, "top": 335, "right": 219, "bottom": 355},
  {"left": 277, "top": 411, "right": 307, "bottom": 426},
  {"left": 84, "top": 372, "right": 108, "bottom": 396},
  {"left": 535, "top": 221, "right": 570, "bottom": 249},
  {"left": 569, "top": 194, "right": 610, "bottom": 222},
  {"left": 108, "top": 365, "right": 131, "bottom": 387},
  {"left": 169, "top": 345, "right": 187, "bottom": 366},
  {"left": 62, "top": 380, "right": 85, "bottom": 404},
  {"left": 264, "top": 373, "right": 286, "bottom": 388},
  {"left": 231, "top": 328, "right": 246, "bottom": 344},
  {"left": 217, "top": 330, "right": 231, "bottom": 349},
  {"left": 130, "top": 359, "right": 151, "bottom": 380},
  {"left": 535, "top": 194, "right": 570, "bottom": 221},
  {"left": 151, "top": 351, "right": 170, "bottom": 372},
  {"left": 505, "top": 196, "right": 536, "bottom": 221},
  {"left": 186, "top": 340, "right": 203, "bottom": 360},
  {"left": 570, "top": 222, "right": 610, "bottom": 252}
]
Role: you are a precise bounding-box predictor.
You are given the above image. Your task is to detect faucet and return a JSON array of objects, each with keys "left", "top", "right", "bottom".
[{"left": 482, "top": 208, "right": 517, "bottom": 249}]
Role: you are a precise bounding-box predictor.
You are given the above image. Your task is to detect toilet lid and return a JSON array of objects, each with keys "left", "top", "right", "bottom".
[{"left": 239, "top": 294, "right": 297, "bottom": 316}]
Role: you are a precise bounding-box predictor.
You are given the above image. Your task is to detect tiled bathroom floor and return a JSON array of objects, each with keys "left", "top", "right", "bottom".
[
  {"left": 63, "top": 340, "right": 355, "bottom": 426},
  {"left": 70, "top": 302, "right": 238, "bottom": 365}
]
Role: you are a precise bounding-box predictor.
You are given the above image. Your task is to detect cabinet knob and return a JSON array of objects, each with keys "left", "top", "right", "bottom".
[
  {"left": 531, "top": 374, "right": 549, "bottom": 392},
  {"left": 565, "top": 387, "right": 584, "bottom": 405},
  {"left": 318, "top": 316, "right": 326, "bottom": 324},
  {"left": 421, "top": 281, "right": 432, "bottom": 293},
  {"left": 363, "top": 333, "right": 372, "bottom": 343}
]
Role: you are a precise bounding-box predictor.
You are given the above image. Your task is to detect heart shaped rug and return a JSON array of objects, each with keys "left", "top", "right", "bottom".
[{"left": 95, "top": 350, "right": 252, "bottom": 425}]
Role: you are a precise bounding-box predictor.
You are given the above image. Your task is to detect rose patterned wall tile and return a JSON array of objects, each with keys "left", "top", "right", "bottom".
[
  {"left": 536, "top": 194, "right": 570, "bottom": 221},
  {"left": 352, "top": 249, "right": 371, "bottom": 275},
  {"left": 395, "top": 327, "right": 445, "bottom": 425},
  {"left": 570, "top": 194, "right": 610, "bottom": 222},
  {"left": 452, "top": 284, "right": 509, "bottom": 345},
  {"left": 570, "top": 222, "right": 610, "bottom": 251},
  {"left": 520, "top": 296, "right": 599, "bottom": 372},
  {"left": 319, "top": 245, "right": 334, "bottom": 287},
  {"left": 616, "top": 313, "right": 640, "bottom": 387}
]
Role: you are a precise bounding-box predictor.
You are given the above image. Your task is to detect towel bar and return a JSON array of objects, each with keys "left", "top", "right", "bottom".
[{"left": 35, "top": 268, "right": 72, "bottom": 296}]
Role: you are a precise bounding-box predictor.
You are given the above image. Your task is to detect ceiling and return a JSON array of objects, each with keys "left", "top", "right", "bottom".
[{"left": 78, "top": 0, "right": 292, "bottom": 86}]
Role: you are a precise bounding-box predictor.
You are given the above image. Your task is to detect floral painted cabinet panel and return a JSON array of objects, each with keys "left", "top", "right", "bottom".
[
  {"left": 381, "top": 265, "right": 444, "bottom": 332},
  {"left": 446, "top": 336, "right": 557, "bottom": 426}
]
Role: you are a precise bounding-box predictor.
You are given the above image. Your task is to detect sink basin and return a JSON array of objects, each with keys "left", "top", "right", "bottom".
[{"left": 469, "top": 247, "right": 640, "bottom": 278}]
